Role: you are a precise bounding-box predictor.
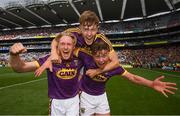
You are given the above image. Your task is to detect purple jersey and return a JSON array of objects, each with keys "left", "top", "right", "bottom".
[
  {"left": 76, "top": 49, "right": 126, "bottom": 95},
  {"left": 64, "top": 27, "right": 113, "bottom": 53},
  {"left": 37, "top": 55, "right": 83, "bottom": 99}
]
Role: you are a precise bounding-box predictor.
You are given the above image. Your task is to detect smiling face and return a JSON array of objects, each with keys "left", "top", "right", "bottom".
[
  {"left": 79, "top": 10, "right": 99, "bottom": 45},
  {"left": 91, "top": 41, "right": 110, "bottom": 68},
  {"left": 58, "top": 35, "right": 75, "bottom": 60},
  {"left": 80, "top": 23, "right": 98, "bottom": 45},
  {"left": 93, "top": 49, "right": 110, "bottom": 68}
]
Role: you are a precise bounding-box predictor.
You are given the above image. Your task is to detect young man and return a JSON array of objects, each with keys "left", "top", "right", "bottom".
[
  {"left": 35, "top": 10, "right": 119, "bottom": 77},
  {"left": 9, "top": 32, "right": 83, "bottom": 116},
  {"left": 75, "top": 41, "right": 178, "bottom": 116}
]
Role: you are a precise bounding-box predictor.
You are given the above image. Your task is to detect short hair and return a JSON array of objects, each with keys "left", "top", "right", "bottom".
[
  {"left": 90, "top": 41, "right": 110, "bottom": 55},
  {"left": 79, "top": 10, "right": 99, "bottom": 26},
  {"left": 55, "top": 32, "right": 77, "bottom": 45}
]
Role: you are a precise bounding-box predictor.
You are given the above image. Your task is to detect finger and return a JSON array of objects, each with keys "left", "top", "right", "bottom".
[
  {"left": 13, "top": 45, "right": 20, "bottom": 54},
  {"left": 86, "top": 71, "right": 90, "bottom": 75},
  {"left": 18, "top": 43, "right": 27, "bottom": 53},
  {"left": 10, "top": 47, "right": 16, "bottom": 55},
  {"left": 164, "top": 89, "right": 175, "bottom": 95},
  {"left": 22, "top": 48, "right": 27, "bottom": 53},
  {"left": 51, "top": 59, "right": 58, "bottom": 63},
  {"left": 59, "top": 59, "right": 62, "bottom": 64},
  {"left": 49, "top": 63, "right": 53, "bottom": 72},
  {"left": 156, "top": 76, "right": 164, "bottom": 81},
  {"left": 166, "top": 82, "right": 176, "bottom": 86},
  {"left": 36, "top": 70, "right": 42, "bottom": 77},
  {"left": 166, "top": 86, "right": 178, "bottom": 90},
  {"left": 14, "top": 44, "right": 25, "bottom": 54},
  {"left": 162, "top": 91, "right": 168, "bottom": 98},
  {"left": 34, "top": 70, "right": 39, "bottom": 77}
]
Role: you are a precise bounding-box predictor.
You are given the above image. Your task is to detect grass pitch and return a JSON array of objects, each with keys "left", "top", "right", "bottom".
[{"left": 0, "top": 67, "right": 179, "bottom": 115}]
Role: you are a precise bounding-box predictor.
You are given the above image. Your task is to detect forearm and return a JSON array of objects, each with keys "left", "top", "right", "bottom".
[
  {"left": 9, "top": 54, "right": 26, "bottom": 72},
  {"left": 101, "top": 60, "right": 119, "bottom": 73},
  {"left": 51, "top": 39, "right": 58, "bottom": 55},
  {"left": 124, "top": 72, "right": 153, "bottom": 88}
]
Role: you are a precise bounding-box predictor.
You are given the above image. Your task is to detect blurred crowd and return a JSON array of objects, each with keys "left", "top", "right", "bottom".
[
  {"left": 117, "top": 45, "right": 180, "bottom": 71},
  {"left": 0, "top": 12, "right": 180, "bottom": 40}
]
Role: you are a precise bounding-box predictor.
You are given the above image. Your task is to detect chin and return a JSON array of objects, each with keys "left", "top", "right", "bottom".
[{"left": 62, "top": 56, "right": 70, "bottom": 60}]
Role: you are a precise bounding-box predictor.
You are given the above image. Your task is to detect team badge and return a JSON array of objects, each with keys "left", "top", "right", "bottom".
[{"left": 66, "top": 63, "right": 70, "bottom": 67}]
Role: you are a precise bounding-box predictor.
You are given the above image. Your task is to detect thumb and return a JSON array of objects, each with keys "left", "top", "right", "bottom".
[
  {"left": 21, "top": 48, "right": 27, "bottom": 53},
  {"left": 156, "top": 76, "right": 164, "bottom": 81},
  {"left": 49, "top": 62, "right": 53, "bottom": 72}
]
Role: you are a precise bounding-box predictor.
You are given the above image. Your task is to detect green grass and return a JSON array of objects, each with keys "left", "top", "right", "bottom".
[{"left": 0, "top": 67, "right": 180, "bottom": 115}]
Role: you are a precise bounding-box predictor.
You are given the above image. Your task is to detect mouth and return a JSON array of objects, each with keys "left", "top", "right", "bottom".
[{"left": 62, "top": 51, "right": 70, "bottom": 58}]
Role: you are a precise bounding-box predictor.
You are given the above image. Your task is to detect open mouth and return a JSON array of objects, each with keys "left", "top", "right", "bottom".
[{"left": 63, "top": 51, "right": 70, "bottom": 57}]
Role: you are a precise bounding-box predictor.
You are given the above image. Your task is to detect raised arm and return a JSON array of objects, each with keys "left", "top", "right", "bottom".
[
  {"left": 9, "top": 43, "right": 38, "bottom": 73},
  {"left": 51, "top": 38, "right": 61, "bottom": 63},
  {"left": 123, "top": 71, "right": 177, "bottom": 97},
  {"left": 34, "top": 39, "right": 59, "bottom": 77}
]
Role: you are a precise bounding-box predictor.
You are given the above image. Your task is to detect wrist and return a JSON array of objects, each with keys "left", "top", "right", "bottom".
[
  {"left": 149, "top": 81, "right": 154, "bottom": 89},
  {"left": 9, "top": 52, "right": 18, "bottom": 56},
  {"left": 97, "top": 68, "right": 103, "bottom": 74}
]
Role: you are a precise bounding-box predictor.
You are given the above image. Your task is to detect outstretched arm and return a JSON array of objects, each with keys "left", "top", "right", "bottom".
[
  {"left": 123, "top": 71, "right": 177, "bottom": 97},
  {"left": 9, "top": 43, "right": 37, "bottom": 73}
]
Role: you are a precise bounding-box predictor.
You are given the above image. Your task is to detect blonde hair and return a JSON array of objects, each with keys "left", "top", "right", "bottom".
[{"left": 55, "top": 32, "right": 77, "bottom": 45}]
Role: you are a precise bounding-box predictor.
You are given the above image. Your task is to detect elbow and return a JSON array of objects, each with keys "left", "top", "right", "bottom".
[
  {"left": 115, "top": 60, "right": 120, "bottom": 67},
  {"left": 10, "top": 65, "right": 25, "bottom": 73},
  {"left": 11, "top": 67, "right": 24, "bottom": 73}
]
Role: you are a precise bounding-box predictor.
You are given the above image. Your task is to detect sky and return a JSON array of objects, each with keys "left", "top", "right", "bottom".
[
  {"left": 0, "top": 0, "right": 21, "bottom": 7},
  {"left": 0, "top": 0, "right": 48, "bottom": 7}
]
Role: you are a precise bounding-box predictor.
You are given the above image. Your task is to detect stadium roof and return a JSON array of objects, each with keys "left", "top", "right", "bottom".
[{"left": 0, "top": 0, "right": 180, "bottom": 30}]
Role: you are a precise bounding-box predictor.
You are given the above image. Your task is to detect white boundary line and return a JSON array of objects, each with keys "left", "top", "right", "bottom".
[
  {"left": 0, "top": 78, "right": 46, "bottom": 90},
  {"left": 141, "top": 68, "right": 180, "bottom": 78}
]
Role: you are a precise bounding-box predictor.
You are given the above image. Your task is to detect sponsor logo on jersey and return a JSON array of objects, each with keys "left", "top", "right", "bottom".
[
  {"left": 56, "top": 68, "right": 77, "bottom": 79},
  {"left": 92, "top": 75, "right": 107, "bottom": 82}
]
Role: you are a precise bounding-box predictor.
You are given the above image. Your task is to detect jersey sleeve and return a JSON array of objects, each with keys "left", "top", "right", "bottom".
[
  {"left": 35, "top": 55, "right": 50, "bottom": 68},
  {"left": 105, "top": 66, "right": 127, "bottom": 77}
]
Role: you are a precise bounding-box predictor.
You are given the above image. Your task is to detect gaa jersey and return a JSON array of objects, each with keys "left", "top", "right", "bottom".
[
  {"left": 35, "top": 55, "right": 83, "bottom": 99},
  {"left": 75, "top": 49, "right": 127, "bottom": 96},
  {"left": 64, "top": 27, "right": 114, "bottom": 54}
]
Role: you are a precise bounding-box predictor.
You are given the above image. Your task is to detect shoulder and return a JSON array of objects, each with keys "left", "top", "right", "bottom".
[{"left": 73, "top": 48, "right": 92, "bottom": 57}]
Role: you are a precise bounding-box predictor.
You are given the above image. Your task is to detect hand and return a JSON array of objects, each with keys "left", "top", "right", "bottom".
[
  {"left": 152, "top": 76, "right": 177, "bottom": 97},
  {"left": 34, "top": 58, "right": 53, "bottom": 77},
  {"left": 10, "top": 43, "right": 27, "bottom": 55},
  {"left": 51, "top": 52, "right": 61, "bottom": 64},
  {"left": 86, "top": 69, "right": 102, "bottom": 78}
]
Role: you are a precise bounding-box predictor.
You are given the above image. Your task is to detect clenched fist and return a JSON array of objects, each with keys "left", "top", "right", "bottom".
[{"left": 10, "top": 43, "right": 27, "bottom": 55}]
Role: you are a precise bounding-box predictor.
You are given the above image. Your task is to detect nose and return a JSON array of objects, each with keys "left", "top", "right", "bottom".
[
  {"left": 64, "top": 44, "right": 68, "bottom": 49},
  {"left": 87, "top": 30, "right": 92, "bottom": 36},
  {"left": 99, "top": 57, "right": 104, "bottom": 63}
]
